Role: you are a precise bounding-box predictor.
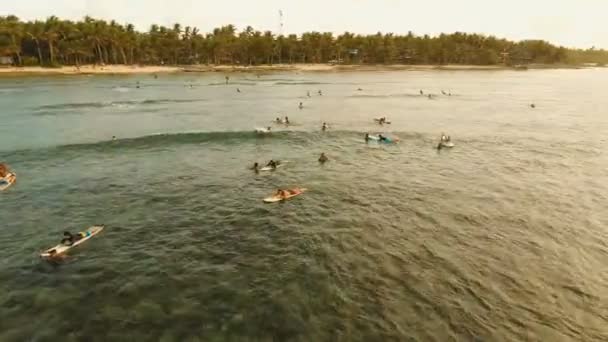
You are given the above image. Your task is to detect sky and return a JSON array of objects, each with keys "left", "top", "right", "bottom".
[{"left": 2, "top": 0, "right": 607, "bottom": 49}]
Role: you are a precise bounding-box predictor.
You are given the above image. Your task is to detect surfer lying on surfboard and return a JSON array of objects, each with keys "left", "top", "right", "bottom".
[
  {"left": 61, "top": 231, "right": 86, "bottom": 246},
  {"left": 275, "top": 188, "right": 301, "bottom": 199}
]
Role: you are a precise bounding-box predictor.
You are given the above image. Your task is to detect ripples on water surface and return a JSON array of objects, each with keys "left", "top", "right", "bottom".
[{"left": 0, "top": 70, "right": 607, "bottom": 341}]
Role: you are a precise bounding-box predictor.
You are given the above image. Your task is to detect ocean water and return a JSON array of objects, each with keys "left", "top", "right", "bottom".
[{"left": 0, "top": 69, "right": 607, "bottom": 341}]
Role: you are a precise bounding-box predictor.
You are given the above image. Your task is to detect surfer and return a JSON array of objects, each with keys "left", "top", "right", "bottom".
[
  {"left": 266, "top": 160, "right": 278, "bottom": 169},
  {"left": 318, "top": 90, "right": 323, "bottom": 96},
  {"left": 284, "top": 116, "right": 290, "bottom": 125},
  {"left": 530, "top": 103, "right": 536, "bottom": 108},
  {"left": 357, "top": 88, "right": 363, "bottom": 91},
  {"left": 318, "top": 153, "right": 328, "bottom": 163},
  {"left": 251, "top": 162, "right": 260, "bottom": 172},
  {"left": 60, "top": 231, "right": 84, "bottom": 246},
  {"left": 365, "top": 133, "right": 370, "bottom": 142},
  {"left": 299, "top": 102, "right": 303, "bottom": 109},
  {"left": 420, "top": 90, "right": 424, "bottom": 95},
  {"left": 0, "top": 163, "right": 10, "bottom": 178},
  {"left": 378, "top": 134, "right": 388, "bottom": 142},
  {"left": 225, "top": 76, "right": 229, "bottom": 84},
  {"left": 322, "top": 122, "right": 328, "bottom": 131},
  {"left": 307, "top": 91, "right": 311, "bottom": 97},
  {"left": 274, "top": 189, "right": 289, "bottom": 199}
]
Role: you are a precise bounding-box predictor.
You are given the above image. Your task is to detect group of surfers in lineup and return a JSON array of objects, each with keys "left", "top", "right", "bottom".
[{"left": 2, "top": 83, "right": 461, "bottom": 258}]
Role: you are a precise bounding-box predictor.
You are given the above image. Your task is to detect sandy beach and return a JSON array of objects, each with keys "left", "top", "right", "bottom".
[{"left": 0, "top": 63, "right": 585, "bottom": 76}]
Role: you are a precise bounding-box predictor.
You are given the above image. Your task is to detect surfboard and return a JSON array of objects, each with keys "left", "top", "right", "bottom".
[
  {"left": 259, "top": 161, "right": 288, "bottom": 171},
  {"left": 255, "top": 127, "right": 272, "bottom": 134},
  {"left": 0, "top": 173, "right": 16, "bottom": 191},
  {"left": 40, "top": 225, "right": 104, "bottom": 259}
]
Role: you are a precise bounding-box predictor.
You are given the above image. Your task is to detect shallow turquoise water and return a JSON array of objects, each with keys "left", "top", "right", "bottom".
[{"left": 0, "top": 70, "right": 607, "bottom": 341}]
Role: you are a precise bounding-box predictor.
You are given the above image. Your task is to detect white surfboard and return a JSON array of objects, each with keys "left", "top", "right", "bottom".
[
  {"left": 259, "top": 161, "right": 288, "bottom": 171},
  {"left": 0, "top": 173, "right": 16, "bottom": 191},
  {"left": 40, "top": 225, "right": 104, "bottom": 258},
  {"left": 255, "top": 127, "right": 272, "bottom": 134}
]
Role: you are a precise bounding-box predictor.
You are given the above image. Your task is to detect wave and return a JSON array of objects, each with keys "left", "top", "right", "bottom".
[
  {"left": 349, "top": 93, "right": 428, "bottom": 99},
  {"left": 243, "top": 78, "right": 306, "bottom": 82},
  {"left": 274, "top": 81, "right": 330, "bottom": 85},
  {"left": 35, "top": 98, "right": 204, "bottom": 111},
  {"left": 207, "top": 82, "right": 257, "bottom": 86},
  {"left": 0, "top": 130, "right": 423, "bottom": 159},
  {"left": 0, "top": 88, "right": 24, "bottom": 94}
]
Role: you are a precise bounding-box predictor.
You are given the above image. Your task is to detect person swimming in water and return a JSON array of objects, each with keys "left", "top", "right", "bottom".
[
  {"left": 318, "top": 90, "right": 323, "bottom": 96},
  {"left": 237, "top": 88, "right": 241, "bottom": 93},
  {"left": 420, "top": 90, "right": 424, "bottom": 95},
  {"left": 318, "top": 153, "right": 328, "bottom": 163},
  {"left": 530, "top": 103, "right": 536, "bottom": 108},
  {"left": 299, "top": 102, "right": 303, "bottom": 109}
]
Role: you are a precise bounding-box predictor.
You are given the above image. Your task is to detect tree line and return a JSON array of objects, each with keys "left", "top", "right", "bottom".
[{"left": 1, "top": 15, "right": 607, "bottom": 67}]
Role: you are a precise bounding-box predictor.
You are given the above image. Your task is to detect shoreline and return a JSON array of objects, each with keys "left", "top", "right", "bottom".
[{"left": 0, "top": 63, "right": 592, "bottom": 76}]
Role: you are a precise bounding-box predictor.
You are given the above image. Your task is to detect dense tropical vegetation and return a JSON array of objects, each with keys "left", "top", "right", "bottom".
[{"left": 1, "top": 15, "right": 607, "bottom": 67}]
